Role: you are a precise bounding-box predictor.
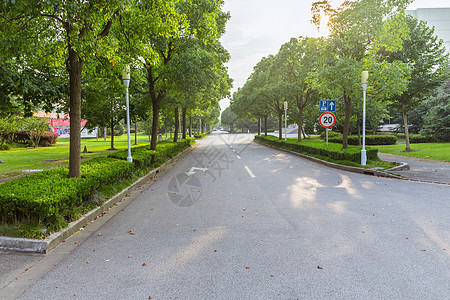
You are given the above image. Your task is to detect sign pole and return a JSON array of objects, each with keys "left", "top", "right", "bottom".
[{"left": 326, "top": 128, "right": 328, "bottom": 146}]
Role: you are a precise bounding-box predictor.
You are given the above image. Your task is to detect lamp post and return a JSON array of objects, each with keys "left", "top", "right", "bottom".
[
  {"left": 361, "top": 71, "right": 368, "bottom": 166},
  {"left": 123, "top": 65, "right": 132, "bottom": 163},
  {"left": 284, "top": 100, "right": 288, "bottom": 141}
]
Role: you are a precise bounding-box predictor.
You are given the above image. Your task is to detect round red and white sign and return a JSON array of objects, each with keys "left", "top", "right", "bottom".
[{"left": 319, "top": 112, "right": 336, "bottom": 128}]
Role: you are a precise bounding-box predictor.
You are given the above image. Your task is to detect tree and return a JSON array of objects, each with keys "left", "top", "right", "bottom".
[
  {"left": 1, "top": 1, "right": 123, "bottom": 177},
  {"left": 272, "top": 37, "right": 324, "bottom": 142},
  {"left": 421, "top": 79, "right": 450, "bottom": 141},
  {"left": 221, "top": 107, "right": 237, "bottom": 132},
  {"left": 382, "top": 15, "right": 449, "bottom": 151},
  {"left": 312, "top": 0, "right": 412, "bottom": 148},
  {"left": 120, "top": 0, "right": 229, "bottom": 150}
]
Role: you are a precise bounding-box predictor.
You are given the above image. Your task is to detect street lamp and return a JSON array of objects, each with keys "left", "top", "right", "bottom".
[
  {"left": 284, "top": 100, "right": 288, "bottom": 141},
  {"left": 123, "top": 65, "right": 132, "bottom": 163},
  {"left": 361, "top": 71, "right": 368, "bottom": 166}
]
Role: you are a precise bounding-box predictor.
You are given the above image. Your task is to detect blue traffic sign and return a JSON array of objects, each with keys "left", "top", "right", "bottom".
[{"left": 319, "top": 100, "right": 336, "bottom": 112}]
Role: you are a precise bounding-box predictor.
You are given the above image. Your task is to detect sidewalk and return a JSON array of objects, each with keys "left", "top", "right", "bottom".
[{"left": 379, "top": 153, "right": 450, "bottom": 184}]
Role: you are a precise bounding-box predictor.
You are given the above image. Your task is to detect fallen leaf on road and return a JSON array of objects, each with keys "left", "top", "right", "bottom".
[
  {"left": 25, "top": 268, "right": 29, "bottom": 271},
  {"left": 214, "top": 250, "right": 218, "bottom": 252},
  {"left": 142, "top": 263, "right": 147, "bottom": 266},
  {"left": 405, "top": 237, "right": 409, "bottom": 239},
  {"left": 242, "top": 208, "right": 246, "bottom": 211},
  {"left": 73, "top": 294, "right": 77, "bottom": 296},
  {"left": 245, "top": 267, "right": 250, "bottom": 269},
  {"left": 317, "top": 266, "right": 323, "bottom": 269},
  {"left": 114, "top": 275, "right": 118, "bottom": 277},
  {"left": 15, "top": 277, "right": 20, "bottom": 280},
  {"left": 67, "top": 265, "right": 72, "bottom": 268},
  {"left": 420, "top": 250, "right": 427, "bottom": 252},
  {"left": 270, "top": 275, "right": 275, "bottom": 277},
  {"left": 128, "top": 230, "right": 136, "bottom": 235},
  {"left": 128, "top": 255, "right": 132, "bottom": 258},
  {"left": 105, "top": 259, "right": 110, "bottom": 262}
]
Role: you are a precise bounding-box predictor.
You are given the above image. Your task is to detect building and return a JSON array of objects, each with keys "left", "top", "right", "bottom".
[
  {"left": 33, "top": 112, "right": 98, "bottom": 138},
  {"left": 406, "top": 7, "right": 450, "bottom": 53}
]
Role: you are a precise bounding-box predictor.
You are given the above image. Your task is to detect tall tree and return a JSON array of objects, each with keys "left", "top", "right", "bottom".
[
  {"left": 382, "top": 15, "right": 449, "bottom": 151},
  {"left": 0, "top": 1, "right": 123, "bottom": 177}
]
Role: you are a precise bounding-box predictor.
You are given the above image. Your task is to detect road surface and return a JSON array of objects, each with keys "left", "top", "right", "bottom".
[{"left": 5, "top": 133, "right": 450, "bottom": 299}]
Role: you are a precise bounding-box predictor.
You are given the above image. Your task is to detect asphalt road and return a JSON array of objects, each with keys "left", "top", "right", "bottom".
[{"left": 5, "top": 132, "right": 450, "bottom": 299}]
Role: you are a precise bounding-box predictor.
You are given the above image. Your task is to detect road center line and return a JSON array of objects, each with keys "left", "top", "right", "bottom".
[{"left": 244, "top": 166, "right": 256, "bottom": 178}]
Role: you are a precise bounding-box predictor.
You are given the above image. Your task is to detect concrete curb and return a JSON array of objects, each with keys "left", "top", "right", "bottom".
[
  {"left": 0, "top": 145, "right": 194, "bottom": 254},
  {"left": 254, "top": 140, "right": 404, "bottom": 179},
  {"left": 385, "top": 162, "right": 410, "bottom": 172}
]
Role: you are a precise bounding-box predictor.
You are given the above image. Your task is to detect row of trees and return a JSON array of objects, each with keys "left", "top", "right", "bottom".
[
  {"left": 0, "top": 0, "right": 231, "bottom": 177},
  {"left": 229, "top": 0, "right": 449, "bottom": 150}
]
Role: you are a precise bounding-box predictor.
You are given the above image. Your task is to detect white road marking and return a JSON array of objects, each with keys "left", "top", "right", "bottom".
[{"left": 244, "top": 166, "right": 256, "bottom": 178}]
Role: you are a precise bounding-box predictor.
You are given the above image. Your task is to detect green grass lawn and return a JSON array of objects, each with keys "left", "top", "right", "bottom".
[
  {"left": 375, "top": 143, "right": 450, "bottom": 162},
  {"left": 0, "top": 133, "right": 154, "bottom": 180}
]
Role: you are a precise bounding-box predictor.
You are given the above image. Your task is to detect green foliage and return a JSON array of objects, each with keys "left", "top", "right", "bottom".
[
  {"left": 421, "top": 79, "right": 450, "bottom": 142},
  {"left": 194, "top": 131, "right": 212, "bottom": 139},
  {"left": 408, "top": 134, "right": 439, "bottom": 143},
  {"left": 0, "top": 136, "right": 195, "bottom": 238},
  {"left": 255, "top": 135, "right": 378, "bottom": 163},
  {"left": 326, "top": 135, "right": 397, "bottom": 145}
]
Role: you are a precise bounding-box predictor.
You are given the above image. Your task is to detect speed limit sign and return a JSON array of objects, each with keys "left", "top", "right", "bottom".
[{"left": 319, "top": 112, "right": 336, "bottom": 128}]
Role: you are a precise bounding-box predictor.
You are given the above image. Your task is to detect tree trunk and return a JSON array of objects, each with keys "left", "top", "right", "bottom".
[
  {"left": 189, "top": 116, "right": 192, "bottom": 137},
  {"left": 66, "top": 46, "right": 84, "bottom": 178},
  {"left": 264, "top": 116, "right": 268, "bottom": 136},
  {"left": 278, "top": 110, "right": 283, "bottom": 140},
  {"left": 134, "top": 123, "right": 138, "bottom": 145},
  {"left": 257, "top": 118, "right": 261, "bottom": 135},
  {"left": 182, "top": 107, "right": 187, "bottom": 139},
  {"left": 174, "top": 106, "right": 179, "bottom": 142},
  {"left": 297, "top": 105, "right": 303, "bottom": 142},
  {"left": 342, "top": 95, "right": 351, "bottom": 149},
  {"left": 110, "top": 124, "right": 115, "bottom": 150},
  {"left": 402, "top": 101, "right": 411, "bottom": 151}
]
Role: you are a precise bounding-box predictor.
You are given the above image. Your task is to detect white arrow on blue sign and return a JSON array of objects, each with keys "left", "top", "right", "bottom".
[{"left": 319, "top": 100, "right": 336, "bottom": 112}]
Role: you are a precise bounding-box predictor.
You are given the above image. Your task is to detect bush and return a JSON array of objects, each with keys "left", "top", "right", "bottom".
[
  {"left": 11, "top": 130, "right": 57, "bottom": 147},
  {"left": 0, "top": 157, "right": 133, "bottom": 228},
  {"left": 408, "top": 134, "right": 439, "bottom": 143},
  {"left": 326, "top": 134, "right": 396, "bottom": 145},
  {"left": 255, "top": 135, "right": 378, "bottom": 163},
  {"left": 0, "top": 137, "right": 196, "bottom": 238},
  {"left": 0, "top": 144, "right": 10, "bottom": 150},
  {"left": 194, "top": 131, "right": 212, "bottom": 139},
  {"left": 320, "top": 131, "right": 342, "bottom": 139}
]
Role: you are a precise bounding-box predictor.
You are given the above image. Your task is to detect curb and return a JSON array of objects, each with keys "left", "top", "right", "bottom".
[
  {"left": 385, "top": 162, "right": 410, "bottom": 172},
  {"left": 254, "top": 140, "right": 404, "bottom": 179},
  {"left": 0, "top": 145, "right": 194, "bottom": 254}
]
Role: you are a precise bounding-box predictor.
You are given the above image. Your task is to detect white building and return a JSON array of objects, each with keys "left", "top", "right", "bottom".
[{"left": 406, "top": 8, "right": 450, "bottom": 53}]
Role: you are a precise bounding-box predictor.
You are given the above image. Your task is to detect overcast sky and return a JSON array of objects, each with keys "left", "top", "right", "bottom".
[{"left": 218, "top": 0, "right": 450, "bottom": 112}]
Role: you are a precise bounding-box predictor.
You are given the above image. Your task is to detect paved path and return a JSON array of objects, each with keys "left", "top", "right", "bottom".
[
  {"left": 2, "top": 133, "right": 449, "bottom": 299},
  {"left": 379, "top": 153, "right": 450, "bottom": 184}
]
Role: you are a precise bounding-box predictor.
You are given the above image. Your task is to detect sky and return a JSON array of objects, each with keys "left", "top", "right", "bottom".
[{"left": 218, "top": 0, "right": 450, "bottom": 113}]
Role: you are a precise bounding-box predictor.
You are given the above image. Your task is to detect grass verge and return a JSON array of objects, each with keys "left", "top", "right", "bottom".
[{"left": 375, "top": 143, "right": 450, "bottom": 162}]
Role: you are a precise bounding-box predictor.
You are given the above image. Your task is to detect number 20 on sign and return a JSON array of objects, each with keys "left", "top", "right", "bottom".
[{"left": 319, "top": 112, "right": 336, "bottom": 128}]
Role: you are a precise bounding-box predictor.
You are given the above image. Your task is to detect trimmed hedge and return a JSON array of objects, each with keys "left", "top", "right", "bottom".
[
  {"left": 326, "top": 134, "right": 397, "bottom": 145},
  {"left": 194, "top": 131, "right": 212, "bottom": 139},
  {"left": 0, "top": 157, "right": 133, "bottom": 225},
  {"left": 255, "top": 135, "right": 378, "bottom": 163},
  {"left": 0, "top": 137, "right": 196, "bottom": 233},
  {"left": 408, "top": 134, "right": 438, "bottom": 143}
]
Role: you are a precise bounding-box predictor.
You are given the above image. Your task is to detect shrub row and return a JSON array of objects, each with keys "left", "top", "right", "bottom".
[
  {"left": 324, "top": 134, "right": 397, "bottom": 145},
  {"left": 0, "top": 157, "right": 133, "bottom": 225},
  {"left": 194, "top": 131, "right": 212, "bottom": 139},
  {"left": 0, "top": 138, "right": 195, "bottom": 231},
  {"left": 8, "top": 130, "right": 58, "bottom": 147},
  {"left": 408, "top": 134, "right": 439, "bottom": 143},
  {"left": 255, "top": 135, "right": 378, "bottom": 163}
]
